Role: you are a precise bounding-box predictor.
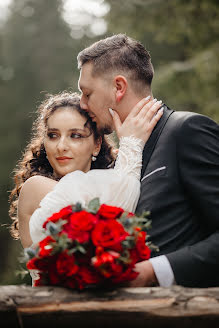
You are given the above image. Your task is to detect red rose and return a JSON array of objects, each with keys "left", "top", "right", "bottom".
[
  {"left": 56, "top": 251, "right": 78, "bottom": 277},
  {"left": 38, "top": 236, "right": 56, "bottom": 258},
  {"left": 26, "top": 200, "right": 152, "bottom": 290},
  {"left": 92, "top": 219, "right": 129, "bottom": 250},
  {"left": 76, "top": 266, "right": 102, "bottom": 289},
  {"left": 100, "top": 261, "right": 123, "bottom": 279},
  {"left": 62, "top": 211, "right": 97, "bottom": 243},
  {"left": 70, "top": 211, "right": 98, "bottom": 231},
  {"left": 62, "top": 229, "right": 90, "bottom": 244},
  {"left": 112, "top": 266, "right": 139, "bottom": 283},
  {"left": 92, "top": 250, "right": 120, "bottom": 268},
  {"left": 135, "top": 231, "right": 151, "bottom": 260},
  {"left": 97, "top": 204, "right": 124, "bottom": 220},
  {"left": 48, "top": 262, "right": 60, "bottom": 285},
  {"left": 43, "top": 206, "right": 72, "bottom": 228},
  {"left": 26, "top": 257, "right": 38, "bottom": 270},
  {"left": 92, "top": 250, "right": 122, "bottom": 278},
  {"left": 26, "top": 257, "right": 50, "bottom": 271}
]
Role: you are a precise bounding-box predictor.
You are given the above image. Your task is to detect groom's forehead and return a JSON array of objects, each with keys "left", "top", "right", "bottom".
[
  {"left": 79, "top": 64, "right": 94, "bottom": 86},
  {"left": 80, "top": 62, "right": 94, "bottom": 78},
  {"left": 79, "top": 69, "right": 104, "bottom": 92}
]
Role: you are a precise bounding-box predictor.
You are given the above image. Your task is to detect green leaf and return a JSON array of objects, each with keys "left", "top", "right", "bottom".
[
  {"left": 15, "top": 268, "right": 29, "bottom": 279},
  {"left": 147, "top": 241, "right": 159, "bottom": 252},
  {"left": 121, "top": 236, "right": 135, "bottom": 249},
  {"left": 24, "top": 247, "right": 37, "bottom": 259},
  {"left": 68, "top": 247, "right": 78, "bottom": 254},
  {"left": 74, "top": 202, "right": 83, "bottom": 212},
  {"left": 87, "top": 197, "right": 100, "bottom": 214},
  {"left": 141, "top": 211, "right": 151, "bottom": 219},
  {"left": 76, "top": 244, "right": 87, "bottom": 254},
  {"left": 57, "top": 234, "right": 72, "bottom": 250},
  {"left": 45, "top": 220, "right": 67, "bottom": 236}
]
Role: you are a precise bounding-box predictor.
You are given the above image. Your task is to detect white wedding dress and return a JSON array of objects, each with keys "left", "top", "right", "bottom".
[
  {"left": 29, "top": 136, "right": 144, "bottom": 245},
  {"left": 28, "top": 136, "right": 144, "bottom": 284}
]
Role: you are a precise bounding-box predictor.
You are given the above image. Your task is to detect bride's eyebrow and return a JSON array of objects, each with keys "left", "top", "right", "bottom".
[
  {"left": 47, "top": 127, "right": 88, "bottom": 132},
  {"left": 69, "top": 128, "right": 87, "bottom": 132}
]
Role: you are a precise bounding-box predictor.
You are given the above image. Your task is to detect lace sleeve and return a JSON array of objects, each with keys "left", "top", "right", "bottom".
[{"left": 114, "top": 136, "right": 144, "bottom": 180}]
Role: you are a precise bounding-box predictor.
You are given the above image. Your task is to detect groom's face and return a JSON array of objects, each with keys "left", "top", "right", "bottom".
[{"left": 78, "top": 62, "right": 114, "bottom": 133}]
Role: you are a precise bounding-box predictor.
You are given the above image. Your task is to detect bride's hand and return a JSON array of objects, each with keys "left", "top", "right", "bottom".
[{"left": 109, "top": 97, "right": 163, "bottom": 144}]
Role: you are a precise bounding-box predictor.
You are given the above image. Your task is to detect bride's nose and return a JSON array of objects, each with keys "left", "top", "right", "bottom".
[{"left": 56, "top": 136, "right": 69, "bottom": 152}]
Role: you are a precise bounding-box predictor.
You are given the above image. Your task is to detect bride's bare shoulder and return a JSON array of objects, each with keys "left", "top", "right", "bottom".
[
  {"left": 19, "top": 175, "right": 58, "bottom": 213},
  {"left": 22, "top": 175, "right": 57, "bottom": 190}
]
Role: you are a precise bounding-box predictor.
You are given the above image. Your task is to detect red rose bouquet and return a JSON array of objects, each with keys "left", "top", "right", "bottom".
[{"left": 25, "top": 198, "right": 152, "bottom": 290}]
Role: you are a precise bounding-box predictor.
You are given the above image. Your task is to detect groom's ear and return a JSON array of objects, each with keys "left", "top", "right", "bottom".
[{"left": 114, "top": 75, "right": 127, "bottom": 103}]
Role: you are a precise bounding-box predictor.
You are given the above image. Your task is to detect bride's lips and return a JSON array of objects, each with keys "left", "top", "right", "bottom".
[{"left": 56, "top": 156, "right": 72, "bottom": 164}]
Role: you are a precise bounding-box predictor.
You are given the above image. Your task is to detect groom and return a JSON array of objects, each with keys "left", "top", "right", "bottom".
[{"left": 77, "top": 34, "right": 219, "bottom": 288}]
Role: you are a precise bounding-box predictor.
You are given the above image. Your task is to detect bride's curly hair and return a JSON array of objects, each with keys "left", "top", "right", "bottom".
[{"left": 9, "top": 91, "right": 115, "bottom": 239}]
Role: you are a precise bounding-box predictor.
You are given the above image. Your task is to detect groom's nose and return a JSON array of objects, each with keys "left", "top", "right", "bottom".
[{"left": 80, "top": 96, "right": 89, "bottom": 112}]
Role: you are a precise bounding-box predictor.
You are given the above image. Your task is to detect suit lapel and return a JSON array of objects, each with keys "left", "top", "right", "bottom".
[{"left": 141, "top": 105, "right": 174, "bottom": 179}]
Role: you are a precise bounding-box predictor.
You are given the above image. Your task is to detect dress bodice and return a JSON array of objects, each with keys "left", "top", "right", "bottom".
[{"left": 29, "top": 136, "right": 144, "bottom": 244}]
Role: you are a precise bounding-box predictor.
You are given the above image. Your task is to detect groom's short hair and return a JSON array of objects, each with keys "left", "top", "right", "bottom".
[{"left": 77, "top": 34, "right": 154, "bottom": 92}]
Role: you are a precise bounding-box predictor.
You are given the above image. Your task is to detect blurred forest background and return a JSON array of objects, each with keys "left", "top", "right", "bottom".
[{"left": 0, "top": 0, "right": 218, "bottom": 285}]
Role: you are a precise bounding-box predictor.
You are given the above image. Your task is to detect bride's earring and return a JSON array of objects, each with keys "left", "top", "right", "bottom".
[{"left": 92, "top": 153, "right": 98, "bottom": 161}]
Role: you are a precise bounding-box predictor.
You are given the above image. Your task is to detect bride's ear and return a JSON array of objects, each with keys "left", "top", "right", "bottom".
[
  {"left": 94, "top": 136, "right": 102, "bottom": 156},
  {"left": 114, "top": 75, "right": 127, "bottom": 103}
]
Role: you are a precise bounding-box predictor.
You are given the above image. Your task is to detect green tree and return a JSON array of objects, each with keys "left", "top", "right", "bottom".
[
  {"left": 105, "top": 0, "right": 219, "bottom": 121},
  {"left": 0, "top": 0, "right": 82, "bottom": 284}
]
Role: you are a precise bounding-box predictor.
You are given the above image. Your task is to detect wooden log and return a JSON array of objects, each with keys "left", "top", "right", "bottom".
[{"left": 0, "top": 285, "right": 219, "bottom": 328}]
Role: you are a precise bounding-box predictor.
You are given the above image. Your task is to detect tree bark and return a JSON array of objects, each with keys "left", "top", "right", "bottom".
[{"left": 1, "top": 285, "right": 219, "bottom": 328}]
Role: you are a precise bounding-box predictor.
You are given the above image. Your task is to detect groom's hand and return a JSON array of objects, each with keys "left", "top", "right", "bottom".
[
  {"left": 109, "top": 97, "right": 163, "bottom": 143},
  {"left": 129, "top": 260, "right": 159, "bottom": 287}
]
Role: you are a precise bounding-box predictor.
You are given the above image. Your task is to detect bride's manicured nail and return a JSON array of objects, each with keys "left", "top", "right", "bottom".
[
  {"left": 152, "top": 98, "right": 157, "bottom": 103},
  {"left": 145, "top": 95, "right": 151, "bottom": 101},
  {"left": 109, "top": 108, "right": 114, "bottom": 116},
  {"left": 157, "top": 100, "right": 162, "bottom": 104}
]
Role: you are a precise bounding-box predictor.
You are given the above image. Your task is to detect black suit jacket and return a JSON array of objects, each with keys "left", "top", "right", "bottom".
[{"left": 136, "top": 105, "right": 219, "bottom": 287}]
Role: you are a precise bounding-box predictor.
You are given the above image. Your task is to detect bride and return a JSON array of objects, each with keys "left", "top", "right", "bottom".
[{"left": 9, "top": 91, "right": 163, "bottom": 249}]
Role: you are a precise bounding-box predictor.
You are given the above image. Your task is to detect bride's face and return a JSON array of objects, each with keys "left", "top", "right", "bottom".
[{"left": 44, "top": 107, "right": 101, "bottom": 178}]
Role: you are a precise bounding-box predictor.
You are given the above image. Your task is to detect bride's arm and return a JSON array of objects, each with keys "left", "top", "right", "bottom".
[
  {"left": 112, "top": 98, "right": 163, "bottom": 179},
  {"left": 18, "top": 176, "right": 57, "bottom": 247}
]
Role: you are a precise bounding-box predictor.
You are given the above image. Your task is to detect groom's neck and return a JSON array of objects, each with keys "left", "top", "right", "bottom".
[{"left": 117, "top": 91, "right": 153, "bottom": 123}]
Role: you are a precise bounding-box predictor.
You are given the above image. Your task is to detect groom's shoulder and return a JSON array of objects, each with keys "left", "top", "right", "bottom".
[{"left": 166, "top": 107, "right": 218, "bottom": 131}]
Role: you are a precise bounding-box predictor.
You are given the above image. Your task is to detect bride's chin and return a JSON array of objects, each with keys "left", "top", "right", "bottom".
[{"left": 53, "top": 168, "right": 70, "bottom": 179}]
